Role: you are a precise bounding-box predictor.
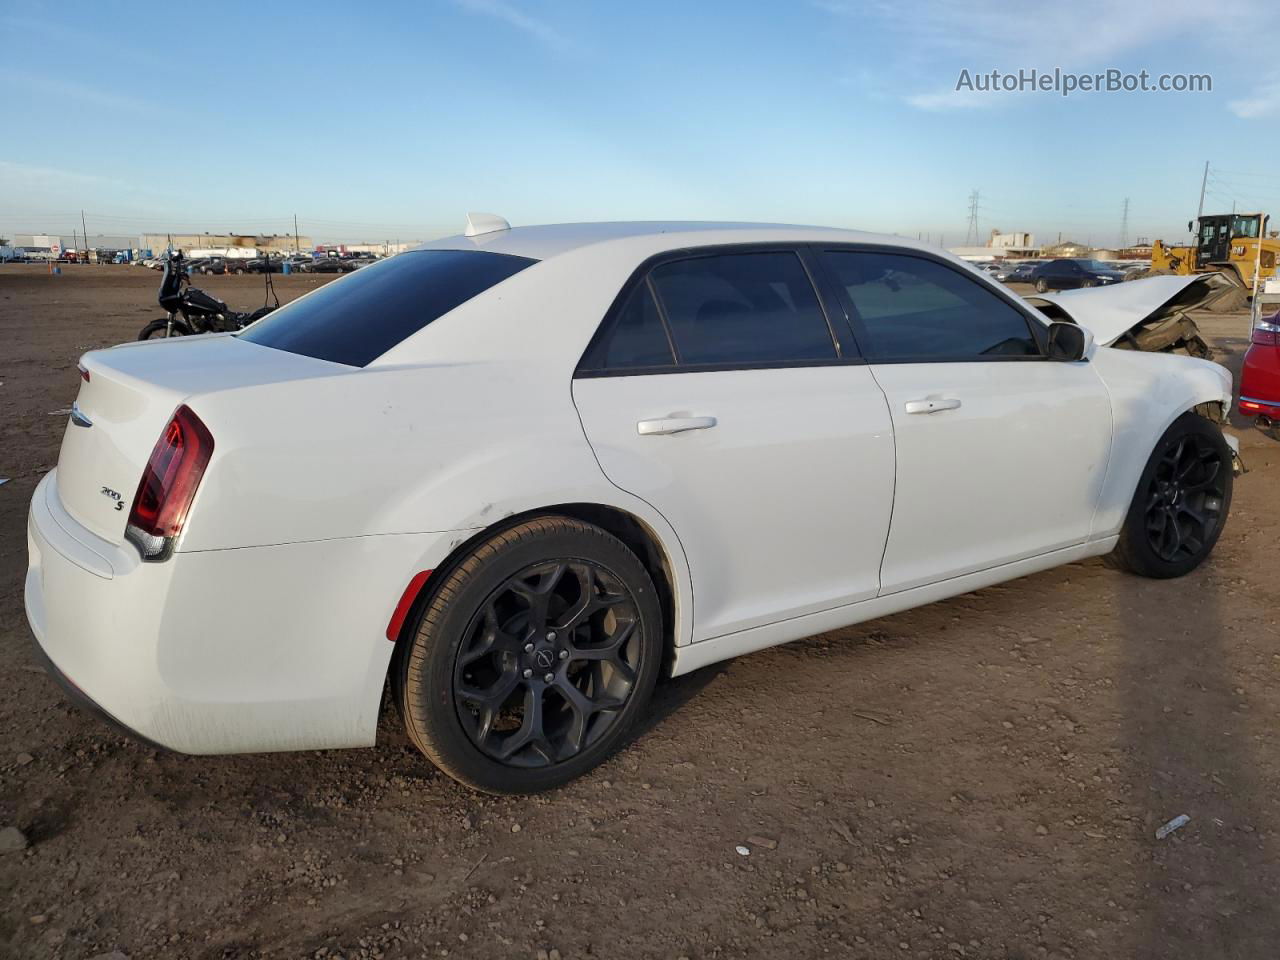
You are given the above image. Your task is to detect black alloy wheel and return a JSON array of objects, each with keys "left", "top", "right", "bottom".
[
  {"left": 453, "top": 559, "right": 642, "bottom": 767},
  {"left": 395, "top": 516, "right": 662, "bottom": 793},
  {"left": 1110, "top": 411, "right": 1233, "bottom": 578},
  {"left": 1142, "top": 432, "right": 1227, "bottom": 563}
]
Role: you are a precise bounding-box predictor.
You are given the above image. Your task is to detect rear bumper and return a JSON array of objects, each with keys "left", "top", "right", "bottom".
[
  {"left": 26, "top": 470, "right": 468, "bottom": 754},
  {"left": 26, "top": 626, "right": 168, "bottom": 751}
]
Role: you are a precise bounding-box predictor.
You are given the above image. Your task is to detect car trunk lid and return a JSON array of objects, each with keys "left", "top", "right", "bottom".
[{"left": 56, "top": 334, "right": 349, "bottom": 545}]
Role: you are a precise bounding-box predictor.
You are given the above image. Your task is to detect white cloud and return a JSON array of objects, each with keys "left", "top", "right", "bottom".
[
  {"left": 1229, "top": 79, "right": 1280, "bottom": 119},
  {"left": 451, "top": 0, "right": 575, "bottom": 54},
  {"left": 9, "top": 73, "right": 153, "bottom": 113}
]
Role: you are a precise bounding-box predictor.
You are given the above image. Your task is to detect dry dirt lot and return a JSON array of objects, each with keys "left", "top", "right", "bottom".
[{"left": 1, "top": 264, "right": 1278, "bottom": 960}]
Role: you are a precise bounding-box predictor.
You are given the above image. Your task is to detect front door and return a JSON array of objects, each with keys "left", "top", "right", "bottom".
[
  {"left": 817, "top": 247, "right": 1112, "bottom": 594},
  {"left": 572, "top": 249, "right": 896, "bottom": 641}
]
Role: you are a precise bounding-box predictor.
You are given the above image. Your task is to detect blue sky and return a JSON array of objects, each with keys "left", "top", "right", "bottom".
[{"left": 4, "top": 0, "right": 1280, "bottom": 247}]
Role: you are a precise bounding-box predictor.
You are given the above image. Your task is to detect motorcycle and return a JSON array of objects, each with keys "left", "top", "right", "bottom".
[{"left": 138, "top": 251, "right": 278, "bottom": 340}]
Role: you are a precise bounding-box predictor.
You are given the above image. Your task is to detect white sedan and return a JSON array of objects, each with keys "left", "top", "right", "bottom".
[{"left": 25, "top": 217, "right": 1237, "bottom": 793}]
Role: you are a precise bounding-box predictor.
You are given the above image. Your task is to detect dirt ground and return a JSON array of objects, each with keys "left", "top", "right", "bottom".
[{"left": 1, "top": 264, "right": 1278, "bottom": 960}]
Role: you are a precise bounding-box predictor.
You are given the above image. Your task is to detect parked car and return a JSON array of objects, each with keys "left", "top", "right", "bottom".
[
  {"left": 243, "top": 257, "right": 283, "bottom": 274},
  {"left": 185, "top": 257, "right": 228, "bottom": 275},
  {"left": 996, "top": 261, "right": 1038, "bottom": 283},
  {"left": 26, "top": 218, "right": 1238, "bottom": 794},
  {"left": 307, "top": 256, "right": 358, "bottom": 273},
  {"left": 1029, "top": 258, "right": 1127, "bottom": 292},
  {"left": 1239, "top": 310, "right": 1280, "bottom": 437}
]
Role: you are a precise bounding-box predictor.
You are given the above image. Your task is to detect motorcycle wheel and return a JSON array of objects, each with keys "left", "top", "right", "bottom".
[{"left": 138, "top": 319, "right": 191, "bottom": 340}]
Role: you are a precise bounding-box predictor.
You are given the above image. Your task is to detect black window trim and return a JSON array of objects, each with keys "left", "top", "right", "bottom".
[
  {"left": 811, "top": 243, "right": 1052, "bottom": 364},
  {"left": 574, "top": 242, "right": 859, "bottom": 378}
]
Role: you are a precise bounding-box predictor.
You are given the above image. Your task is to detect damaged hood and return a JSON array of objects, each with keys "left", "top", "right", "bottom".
[
  {"left": 1024, "top": 272, "right": 1213, "bottom": 350},
  {"left": 1025, "top": 275, "right": 1212, "bottom": 346}
]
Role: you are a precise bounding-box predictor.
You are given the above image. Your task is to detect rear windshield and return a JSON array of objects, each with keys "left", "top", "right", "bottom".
[{"left": 239, "top": 249, "right": 537, "bottom": 366}]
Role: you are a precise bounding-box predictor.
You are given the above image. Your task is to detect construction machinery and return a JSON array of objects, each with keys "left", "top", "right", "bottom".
[{"left": 1151, "top": 212, "right": 1280, "bottom": 290}]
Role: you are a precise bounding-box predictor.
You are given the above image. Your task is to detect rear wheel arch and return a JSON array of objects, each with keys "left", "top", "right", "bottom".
[{"left": 386, "top": 503, "right": 682, "bottom": 673}]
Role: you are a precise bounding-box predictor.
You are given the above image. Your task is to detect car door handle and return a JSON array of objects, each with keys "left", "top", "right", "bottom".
[
  {"left": 636, "top": 416, "right": 718, "bottom": 436},
  {"left": 904, "top": 398, "right": 961, "bottom": 415}
]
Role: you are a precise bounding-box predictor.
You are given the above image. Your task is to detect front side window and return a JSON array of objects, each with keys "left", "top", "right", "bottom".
[
  {"left": 821, "top": 250, "right": 1039, "bottom": 361},
  {"left": 647, "top": 252, "right": 836, "bottom": 365},
  {"left": 240, "top": 249, "right": 536, "bottom": 366}
]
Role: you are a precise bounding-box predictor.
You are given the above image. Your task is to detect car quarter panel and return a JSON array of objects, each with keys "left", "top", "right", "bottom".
[
  {"left": 28, "top": 470, "right": 470, "bottom": 753},
  {"left": 1086, "top": 348, "right": 1234, "bottom": 538}
]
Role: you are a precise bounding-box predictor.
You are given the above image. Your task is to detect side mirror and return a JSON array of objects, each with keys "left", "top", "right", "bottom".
[
  {"left": 1046, "top": 321, "right": 1092, "bottom": 361},
  {"left": 1187, "top": 220, "right": 1193, "bottom": 233}
]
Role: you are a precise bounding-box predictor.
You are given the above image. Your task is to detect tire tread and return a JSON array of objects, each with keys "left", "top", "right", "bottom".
[{"left": 395, "top": 515, "right": 656, "bottom": 793}]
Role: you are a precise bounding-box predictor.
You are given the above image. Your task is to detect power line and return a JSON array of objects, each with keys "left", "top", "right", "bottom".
[{"left": 964, "top": 189, "right": 981, "bottom": 245}]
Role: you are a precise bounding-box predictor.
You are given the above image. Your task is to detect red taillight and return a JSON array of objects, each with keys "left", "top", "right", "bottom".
[
  {"left": 125, "top": 405, "right": 214, "bottom": 561},
  {"left": 79, "top": 364, "right": 90, "bottom": 382},
  {"left": 1253, "top": 313, "right": 1280, "bottom": 346}
]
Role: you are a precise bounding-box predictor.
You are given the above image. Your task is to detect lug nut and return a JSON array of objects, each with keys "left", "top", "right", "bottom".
[
  {"left": 558, "top": 650, "right": 568, "bottom": 660},
  {"left": 524, "top": 643, "right": 535, "bottom": 653},
  {"left": 522, "top": 668, "right": 533, "bottom": 678},
  {"left": 544, "top": 673, "right": 554, "bottom": 683},
  {"left": 546, "top": 631, "right": 557, "bottom": 641}
]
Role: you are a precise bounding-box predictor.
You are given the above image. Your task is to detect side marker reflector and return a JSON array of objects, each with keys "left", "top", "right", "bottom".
[{"left": 387, "top": 570, "right": 433, "bottom": 642}]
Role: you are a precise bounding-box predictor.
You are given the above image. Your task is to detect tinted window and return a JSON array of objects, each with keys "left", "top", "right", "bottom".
[
  {"left": 240, "top": 250, "right": 536, "bottom": 366},
  {"left": 579, "top": 281, "right": 675, "bottom": 371},
  {"left": 822, "top": 251, "right": 1039, "bottom": 361},
  {"left": 648, "top": 252, "right": 835, "bottom": 365}
]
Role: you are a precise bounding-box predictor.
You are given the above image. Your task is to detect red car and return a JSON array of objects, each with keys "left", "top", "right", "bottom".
[{"left": 1240, "top": 311, "right": 1280, "bottom": 436}]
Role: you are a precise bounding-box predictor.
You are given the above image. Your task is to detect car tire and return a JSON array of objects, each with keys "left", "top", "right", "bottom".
[
  {"left": 1035, "top": 277, "right": 1050, "bottom": 293},
  {"left": 1081, "top": 278, "right": 1096, "bottom": 288},
  {"left": 138, "top": 319, "right": 190, "bottom": 339},
  {"left": 234, "top": 268, "right": 245, "bottom": 275},
  {"left": 395, "top": 516, "right": 663, "bottom": 794},
  {"left": 1108, "top": 412, "right": 1233, "bottom": 579}
]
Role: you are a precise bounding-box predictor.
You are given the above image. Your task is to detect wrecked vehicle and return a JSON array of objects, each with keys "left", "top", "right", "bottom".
[{"left": 1026, "top": 274, "right": 1226, "bottom": 359}]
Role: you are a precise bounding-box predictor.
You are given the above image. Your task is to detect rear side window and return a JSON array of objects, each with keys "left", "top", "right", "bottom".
[
  {"left": 822, "top": 250, "right": 1039, "bottom": 361},
  {"left": 579, "top": 281, "right": 675, "bottom": 371},
  {"left": 649, "top": 252, "right": 836, "bottom": 365},
  {"left": 239, "top": 250, "right": 536, "bottom": 366}
]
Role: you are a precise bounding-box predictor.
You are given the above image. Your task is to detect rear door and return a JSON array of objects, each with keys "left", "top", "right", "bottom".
[
  {"left": 572, "top": 247, "right": 895, "bottom": 642},
  {"left": 817, "top": 247, "right": 1112, "bottom": 595}
]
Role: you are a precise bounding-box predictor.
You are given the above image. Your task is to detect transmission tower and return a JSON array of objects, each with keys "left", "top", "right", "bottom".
[
  {"left": 1119, "top": 198, "right": 1130, "bottom": 250},
  {"left": 964, "top": 189, "right": 981, "bottom": 245}
]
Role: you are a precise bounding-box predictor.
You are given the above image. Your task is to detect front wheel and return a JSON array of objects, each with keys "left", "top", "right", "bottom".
[
  {"left": 395, "top": 516, "right": 663, "bottom": 794},
  {"left": 138, "top": 318, "right": 191, "bottom": 339},
  {"left": 1035, "top": 277, "right": 1050, "bottom": 293},
  {"left": 1109, "top": 412, "right": 1233, "bottom": 578}
]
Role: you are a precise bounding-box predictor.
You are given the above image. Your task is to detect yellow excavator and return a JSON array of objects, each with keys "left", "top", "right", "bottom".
[{"left": 1151, "top": 212, "right": 1280, "bottom": 289}]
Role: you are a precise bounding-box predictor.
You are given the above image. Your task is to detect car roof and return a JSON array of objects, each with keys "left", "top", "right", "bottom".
[{"left": 414, "top": 220, "right": 939, "bottom": 262}]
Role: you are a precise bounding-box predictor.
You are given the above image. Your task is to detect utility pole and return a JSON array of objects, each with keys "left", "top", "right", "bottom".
[
  {"left": 964, "top": 189, "right": 981, "bottom": 246},
  {"left": 81, "top": 209, "right": 88, "bottom": 256},
  {"left": 294, "top": 214, "right": 300, "bottom": 252},
  {"left": 1119, "top": 198, "right": 1130, "bottom": 250},
  {"left": 1195, "top": 160, "right": 1209, "bottom": 228}
]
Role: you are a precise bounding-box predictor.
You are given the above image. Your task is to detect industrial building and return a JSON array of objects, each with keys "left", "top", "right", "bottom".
[{"left": 139, "top": 233, "right": 313, "bottom": 255}]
